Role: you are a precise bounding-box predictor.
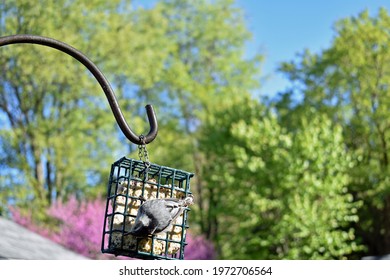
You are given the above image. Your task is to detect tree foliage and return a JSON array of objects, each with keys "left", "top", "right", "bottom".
[
  {"left": 0, "top": 0, "right": 136, "bottom": 215},
  {"left": 200, "top": 96, "right": 362, "bottom": 259},
  {"left": 278, "top": 8, "right": 390, "bottom": 256}
]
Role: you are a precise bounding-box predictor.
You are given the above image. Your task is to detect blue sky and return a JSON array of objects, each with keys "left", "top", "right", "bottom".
[{"left": 235, "top": 0, "right": 390, "bottom": 98}]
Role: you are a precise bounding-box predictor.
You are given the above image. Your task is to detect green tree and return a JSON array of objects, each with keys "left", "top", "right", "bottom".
[
  {"left": 148, "top": 0, "right": 263, "bottom": 237},
  {"left": 200, "top": 96, "right": 362, "bottom": 259},
  {"left": 0, "top": 0, "right": 170, "bottom": 217},
  {"left": 278, "top": 8, "right": 390, "bottom": 256}
]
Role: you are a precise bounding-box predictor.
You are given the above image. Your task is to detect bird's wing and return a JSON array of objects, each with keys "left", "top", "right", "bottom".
[
  {"left": 162, "top": 198, "right": 181, "bottom": 208},
  {"left": 163, "top": 199, "right": 186, "bottom": 228}
]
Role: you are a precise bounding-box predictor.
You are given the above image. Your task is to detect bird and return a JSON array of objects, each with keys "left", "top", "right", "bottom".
[{"left": 129, "top": 195, "right": 194, "bottom": 237}]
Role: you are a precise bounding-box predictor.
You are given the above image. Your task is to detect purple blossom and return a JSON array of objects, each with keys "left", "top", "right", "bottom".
[{"left": 185, "top": 233, "right": 216, "bottom": 260}]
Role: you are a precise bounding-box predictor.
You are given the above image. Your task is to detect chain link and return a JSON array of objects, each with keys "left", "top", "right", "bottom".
[
  {"left": 138, "top": 135, "right": 150, "bottom": 181},
  {"left": 138, "top": 135, "right": 150, "bottom": 167}
]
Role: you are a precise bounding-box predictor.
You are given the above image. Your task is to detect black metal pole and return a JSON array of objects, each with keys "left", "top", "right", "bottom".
[{"left": 0, "top": 34, "right": 158, "bottom": 145}]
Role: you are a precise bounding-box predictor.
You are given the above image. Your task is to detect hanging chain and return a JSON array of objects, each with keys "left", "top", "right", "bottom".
[
  {"left": 138, "top": 135, "right": 151, "bottom": 181},
  {"left": 138, "top": 135, "right": 151, "bottom": 167}
]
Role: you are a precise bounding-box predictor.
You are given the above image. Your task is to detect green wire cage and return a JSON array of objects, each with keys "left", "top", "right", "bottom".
[{"left": 101, "top": 157, "right": 194, "bottom": 260}]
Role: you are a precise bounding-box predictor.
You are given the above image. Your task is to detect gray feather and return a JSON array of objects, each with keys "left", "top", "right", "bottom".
[{"left": 130, "top": 196, "right": 193, "bottom": 237}]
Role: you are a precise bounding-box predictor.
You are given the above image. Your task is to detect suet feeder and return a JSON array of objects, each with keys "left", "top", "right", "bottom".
[
  {"left": 0, "top": 35, "right": 195, "bottom": 260},
  {"left": 101, "top": 157, "right": 193, "bottom": 259}
]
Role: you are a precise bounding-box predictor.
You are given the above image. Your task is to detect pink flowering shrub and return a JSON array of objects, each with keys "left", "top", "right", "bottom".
[
  {"left": 185, "top": 233, "right": 216, "bottom": 260},
  {"left": 11, "top": 197, "right": 215, "bottom": 259}
]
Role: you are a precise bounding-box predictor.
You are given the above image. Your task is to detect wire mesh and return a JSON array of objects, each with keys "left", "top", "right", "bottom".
[{"left": 101, "top": 157, "right": 194, "bottom": 260}]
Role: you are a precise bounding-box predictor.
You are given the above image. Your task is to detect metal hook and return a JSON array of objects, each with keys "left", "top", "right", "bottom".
[{"left": 0, "top": 34, "right": 158, "bottom": 145}]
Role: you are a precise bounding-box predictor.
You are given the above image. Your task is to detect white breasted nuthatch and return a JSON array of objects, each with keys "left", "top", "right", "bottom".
[{"left": 130, "top": 195, "right": 194, "bottom": 236}]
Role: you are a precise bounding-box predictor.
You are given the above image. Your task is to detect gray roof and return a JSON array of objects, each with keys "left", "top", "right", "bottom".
[
  {"left": 362, "top": 254, "right": 390, "bottom": 260},
  {"left": 0, "top": 217, "right": 87, "bottom": 260}
]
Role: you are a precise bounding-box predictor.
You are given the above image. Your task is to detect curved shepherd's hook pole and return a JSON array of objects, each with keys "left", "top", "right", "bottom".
[{"left": 0, "top": 34, "right": 158, "bottom": 145}]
